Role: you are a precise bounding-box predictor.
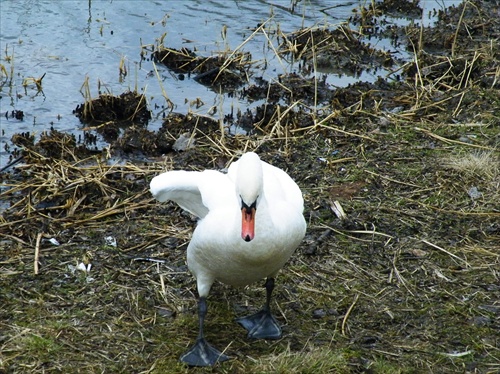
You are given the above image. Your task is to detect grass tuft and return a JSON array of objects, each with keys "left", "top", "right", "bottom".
[
  {"left": 253, "top": 344, "right": 350, "bottom": 374},
  {"left": 444, "top": 151, "right": 499, "bottom": 179}
]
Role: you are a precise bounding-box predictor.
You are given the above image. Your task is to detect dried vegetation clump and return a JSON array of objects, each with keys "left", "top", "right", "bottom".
[
  {"left": 1, "top": 145, "right": 153, "bottom": 240},
  {"left": 1, "top": 0, "right": 500, "bottom": 373},
  {"left": 73, "top": 90, "right": 152, "bottom": 145},
  {"left": 153, "top": 46, "right": 253, "bottom": 89},
  {"left": 282, "top": 25, "right": 395, "bottom": 76},
  {"left": 11, "top": 129, "right": 93, "bottom": 161},
  {"left": 241, "top": 73, "right": 335, "bottom": 106},
  {"left": 75, "top": 91, "right": 151, "bottom": 126}
]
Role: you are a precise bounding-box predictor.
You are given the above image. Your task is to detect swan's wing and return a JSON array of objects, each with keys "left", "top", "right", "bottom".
[
  {"left": 150, "top": 170, "right": 209, "bottom": 218},
  {"left": 150, "top": 170, "right": 237, "bottom": 218},
  {"left": 197, "top": 170, "right": 239, "bottom": 212}
]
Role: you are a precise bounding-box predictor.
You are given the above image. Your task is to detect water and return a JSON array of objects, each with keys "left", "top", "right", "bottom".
[{"left": 0, "top": 0, "right": 460, "bottom": 168}]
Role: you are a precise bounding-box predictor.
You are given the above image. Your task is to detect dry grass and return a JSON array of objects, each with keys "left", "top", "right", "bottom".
[{"left": 444, "top": 151, "right": 499, "bottom": 179}]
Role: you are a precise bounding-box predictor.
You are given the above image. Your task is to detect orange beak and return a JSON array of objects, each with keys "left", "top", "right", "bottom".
[{"left": 241, "top": 206, "right": 256, "bottom": 242}]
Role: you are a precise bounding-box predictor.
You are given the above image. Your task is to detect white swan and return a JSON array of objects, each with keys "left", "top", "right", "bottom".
[{"left": 150, "top": 152, "right": 306, "bottom": 366}]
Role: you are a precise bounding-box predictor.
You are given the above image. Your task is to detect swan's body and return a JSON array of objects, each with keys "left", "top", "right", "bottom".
[{"left": 150, "top": 152, "right": 306, "bottom": 366}]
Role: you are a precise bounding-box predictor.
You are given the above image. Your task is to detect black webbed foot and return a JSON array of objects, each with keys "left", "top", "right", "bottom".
[
  {"left": 237, "top": 308, "right": 282, "bottom": 340},
  {"left": 237, "top": 277, "right": 283, "bottom": 339},
  {"left": 180, "top": 337, "right": 230, "bottom": 367}
]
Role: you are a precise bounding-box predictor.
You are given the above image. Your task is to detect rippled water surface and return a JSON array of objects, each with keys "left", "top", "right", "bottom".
[{"left": 0, "top": 0, "right": 459, "bottom": 167}]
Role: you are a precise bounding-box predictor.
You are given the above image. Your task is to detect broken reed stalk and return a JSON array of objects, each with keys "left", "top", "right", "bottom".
[
  {"left": 310, "top": 30, "right": 318, "bottom": 114},
  {"left": 317, "top": 223, "right": 385, "bottom": 244},
  {"left": 129, "top": 87, "right": 149, "bottom": 121},
  {"left": 258, "top": 101, "right": 300, "bottom": 136},
  {"left": 118, "top": 55, "right": 127, "bottom": 78},
  {"left": 414, "top": 200, "right": 500, "bottom": 217},
  {"left": 193, "top": 127, "right": 233, "bottom": 157},
  {"left": 152, "top": 60, "right": 174, "bottom": 111},
  {"left": 0, "top": 44, "right": 15, "bottom": 87},
  {"left": 364, "top": 169, "right": 422, "bottom": 188},
  {"left": 407, "top": 35, "right": 425, "bottom": 109},
  {"left": 451, "top": 0, "right": 470, "bottom": 58},
  {"left": 260, "top": 22, "right": 288, "bottom": 73},
  {"left": 180, "top": 111, "right": 204, "bottom": 147},
  {"left": 80, "top": 75, "right": 93, "bottom": 119},
  {"left": 34, "top": 232, "right": 42, "bottom": 275},
  {"left": 64, "top": 192, "right": 151, "bottom": 227},
  {"left": 214, "top": 88, "right": 226, "bottom": 144},
  {"left": 0, "top": 63, "right": 9, "bottom": 82},
  {"left": 418, "top": 4, "right": 424, "bottom": 54},
  {"left": 458, "top": 51, "right": 480, "bottom": 90},
  {"left": 123, "top": 232, "right": 177, "bottom": 253}
]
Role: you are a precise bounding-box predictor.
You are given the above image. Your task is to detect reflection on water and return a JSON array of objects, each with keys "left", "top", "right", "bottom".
[{"left": 0, "top": 0, "right": 460, "bottom": 167}]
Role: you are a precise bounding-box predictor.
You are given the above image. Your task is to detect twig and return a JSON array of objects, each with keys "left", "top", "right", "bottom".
[
  {"left": 316, "top": 223, "right": 387, "bottom": 243},
  {"left": 342, "top": 293, "right": 359, "bottom": 336},
  {"left": 133, "top": 257, "right": 168, "bottom": 263},
  {"left": 0, "top": 155, "right": 24, "bottom": 173},
  {"left": 291, "top": 110, "right": 377, "bottom": 142},
  {"left": 421, "top": 239, "right": 470, "bottom": 267},
  {"left": 345, "top": 229, "right": 394, "bottom": 239},
  {"left": 414, "top": 127, "right": 494, "bottom": 150},
  {"left": 364, "top": 169, "right": 422, "bottom": 188}
]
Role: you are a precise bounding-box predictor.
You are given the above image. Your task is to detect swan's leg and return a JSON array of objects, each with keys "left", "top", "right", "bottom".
[
  {"left": 180, "top": 297, "right": 230, "bottom": 366},
  {"left": 236, "top": 277, "right": 282, "bottom": 340}
]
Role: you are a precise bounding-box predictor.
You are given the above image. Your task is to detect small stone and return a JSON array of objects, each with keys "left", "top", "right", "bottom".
[
  {"left": 312, "top": 308, "right": 326, "bottom": 319},
  {"left": 471, "top": 316, "right": 491, "bottom": 327},
  {"left": 157, "top": 307, "right": 176, "bottom": 318},
  {"left": 468, "top": 186, "right": 481, "bottom": 200},
  {"left": 173, "top": 132, "right": 195, "bottom": 151},
  {"left": 104, "top": 236, "right": 117, "bottom": 247}
]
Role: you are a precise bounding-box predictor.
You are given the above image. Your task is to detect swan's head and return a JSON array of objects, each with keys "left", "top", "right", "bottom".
[{"left": 236, "top": 152, "right": 263, "bottom": 242}]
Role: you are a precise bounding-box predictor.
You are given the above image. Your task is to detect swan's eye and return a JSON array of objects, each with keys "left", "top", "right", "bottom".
[{"left": 241, "top": 199, "right": 257, "bottom": 213}]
